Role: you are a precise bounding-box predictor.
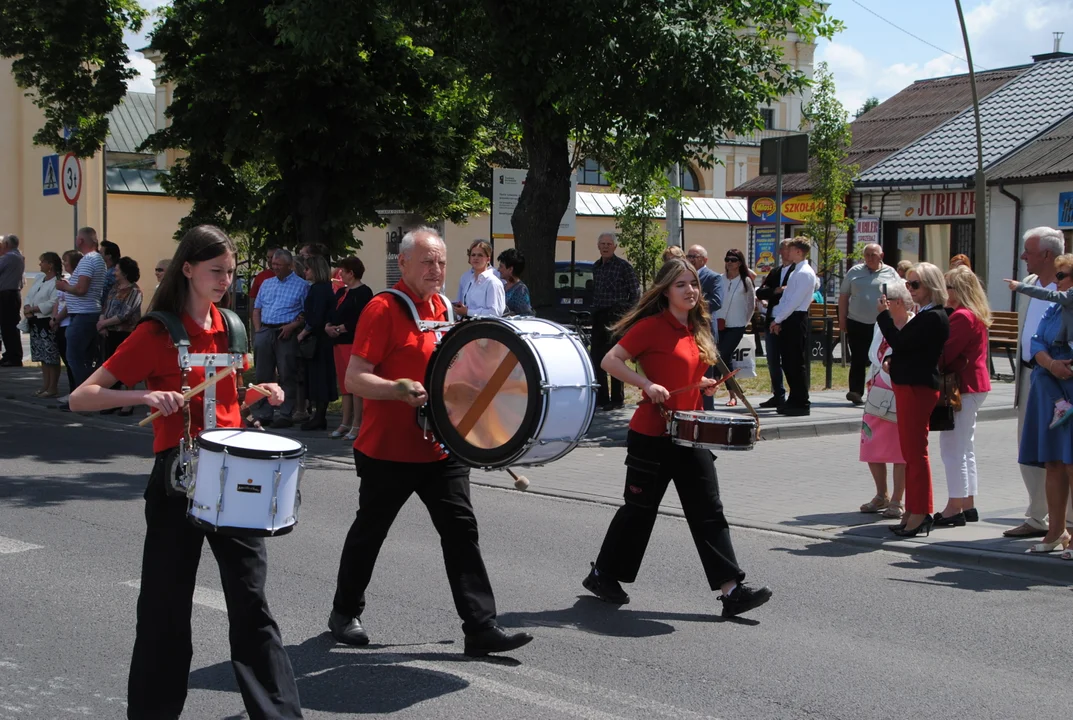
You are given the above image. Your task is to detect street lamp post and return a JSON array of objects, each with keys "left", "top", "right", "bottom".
[{"left": 955, "top": 0, "right": 987, "bottom": 288}]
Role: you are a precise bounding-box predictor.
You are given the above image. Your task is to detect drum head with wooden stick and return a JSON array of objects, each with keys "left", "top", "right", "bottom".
[{"left": 424, "top": 319, "right": 545, "bottom": 468}]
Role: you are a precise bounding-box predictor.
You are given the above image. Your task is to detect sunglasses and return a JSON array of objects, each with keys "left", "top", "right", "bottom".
[
  {"left": 945, "top": 284, "right": 954, "bottom": 290},
  {"left": 724, "top": 257, "right": 740, "bottom": 263},
  {"left": 154, "top": 268, "right": 166, "bottom": 273},
  {"left": 1058, "top": 271, "right": 1071, "bottom": 281},
  {"left": 906, "top": 280, "right": 922, "bottom": 290},
  {"left": 685, "top": 254, "right": 702, "bottom": 260}
]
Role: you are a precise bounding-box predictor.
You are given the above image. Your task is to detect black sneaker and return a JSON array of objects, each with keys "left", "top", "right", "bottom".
[
  {"left": 582, "top": 563, "right": 630, "bottom": 604},
  {"left": 719, "top": 583, "right": 772, "bottom": 618},
  {"left": 757, "top": 396, "right": 784, "bottom": 409}
]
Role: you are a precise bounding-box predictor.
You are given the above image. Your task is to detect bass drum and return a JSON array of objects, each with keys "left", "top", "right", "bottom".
[{"left": 424, "top": 317, "right": 597, "bottom": 468}]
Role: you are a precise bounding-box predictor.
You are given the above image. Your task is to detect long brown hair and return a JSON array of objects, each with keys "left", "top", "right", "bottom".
[
  {"left": 612, "top": 258, "right": 718, "bottom": 365},
  {"left": 149, "top": 225, "right": 236, "bottom": 315}
]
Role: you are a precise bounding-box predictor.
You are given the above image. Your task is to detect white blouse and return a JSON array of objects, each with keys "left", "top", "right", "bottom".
[
  {"left": 456, "top": 267, "right": 506, "bottom": 316},
  {"left": 715, "top": 276, "right": 756, "bottom": 328},
  {"left": 24, "top": 275, "right": 58, "bottom": 318}
]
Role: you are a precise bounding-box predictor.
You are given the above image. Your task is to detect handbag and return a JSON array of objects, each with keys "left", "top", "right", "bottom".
[
  {"left": 929, "top": 403, "right": 956, "bottom": 432},
  {"left": 939, "top": 371, "right": 962, "bottom": 412},
  {"left": 297, "top": 333, "right": 317, "bottom": 360}
]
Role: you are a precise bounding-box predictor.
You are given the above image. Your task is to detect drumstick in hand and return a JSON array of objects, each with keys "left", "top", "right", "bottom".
[{"left": 138, "top": 366, "right": 235, "bottom": 427}]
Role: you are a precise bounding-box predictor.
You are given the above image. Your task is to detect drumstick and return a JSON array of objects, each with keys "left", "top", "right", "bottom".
[
  {"left": 138, "top": 366, "right": 235, "bottom": 427},
  {"left": 455, "top": 354, "right": 519, "bottom": 439},
  {"left": 714, "top": 358, "right": 760, "bottom": 440},
  {"left": 240, "top": 383, "right": 272, "bottom": 410},
  {"left": 506, "top": 467, "right": 530, "bottom": 491},
  {"left": 668, "top": 370, "right": 740, "bottom": 396}
]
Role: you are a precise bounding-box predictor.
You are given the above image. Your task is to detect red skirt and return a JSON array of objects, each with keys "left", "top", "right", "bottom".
[{"left": 333, "top": 344, "right": 352, "bottom": 395}]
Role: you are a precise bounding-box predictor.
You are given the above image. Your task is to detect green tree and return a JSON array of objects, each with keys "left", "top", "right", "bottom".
[
  {"left": 800, "top": 62, "right": 858, "bottom": 307},
  {"left": 855, "top": 96, "right": 880, "bottom": 118},
  {"left": 0, "top": 0, "right": 147, "bottom": 156},
  {"left": 143, "top": 0, "right": 490, "bottom": 253},
  {"left": 418, "top": 0, "right": 840, "bottom": 308}
]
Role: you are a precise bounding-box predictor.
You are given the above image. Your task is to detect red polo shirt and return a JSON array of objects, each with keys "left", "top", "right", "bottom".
[
  {"left": 249, "top": 267, "right": 274, "bottom": 300},
  {"left": 617, "top": 310, "right": 705, "bottom": 437},
  {"left": 104, "top": 305, "right": 244, "bottom": 454},
  {"left": 351, "top": 281, "right": 450, "bottom": 463}
]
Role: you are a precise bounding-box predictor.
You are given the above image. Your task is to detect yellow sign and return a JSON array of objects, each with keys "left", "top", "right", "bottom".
[
  {"left": 781, "top": 194, "right": 844, "bottom": 223},
  {"left": 751, "top": 197, "right": 776, "bottom": 218}
]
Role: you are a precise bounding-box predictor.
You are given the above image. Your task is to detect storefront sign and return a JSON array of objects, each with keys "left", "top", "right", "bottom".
[
  {"left": 753, "top": 227, "right": 778, "bottom": 274},
  {"left": 855, "top": 216, "right": 880, "bottom": 246},
  {"left": 1059, "top": 192, "right": 1073, "bottom": 229},
  {"left": 747, "top": 193, "right": 844, "bottom": 225},
  {"left": 902, "top": 191, "right": 975, "bottom": 220}
]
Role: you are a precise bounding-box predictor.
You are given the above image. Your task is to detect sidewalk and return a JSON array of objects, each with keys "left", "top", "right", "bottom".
[{"left": 4, "top": 364, "right": 1059, "bottom": 583}]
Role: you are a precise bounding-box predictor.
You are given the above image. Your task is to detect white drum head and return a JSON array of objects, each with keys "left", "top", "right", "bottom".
[{"left": 197, "top": 429, "right": 305, "bottom": 458}]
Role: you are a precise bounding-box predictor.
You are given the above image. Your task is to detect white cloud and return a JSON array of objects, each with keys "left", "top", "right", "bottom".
[{"left": 125, "top": 52, "right": 156, "bottom": 94}]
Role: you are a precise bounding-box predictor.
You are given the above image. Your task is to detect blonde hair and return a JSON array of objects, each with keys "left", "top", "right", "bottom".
[
  {"left": 896, "top": 260, "right": 913, "bottom": 278},
  {"left": 307, "top": 254, "right": 331, "bottom": 283},
  {"left": 944, "top": 266, "right": 991, "bottom": 327},
  {"left": 662, "top": 245, "right": 685, "bottom": 262},
  {"left": 1055, "top": 253, "right": 1073, "bottom": 272},
  {"left": 909, "top": 262, "right": 947, "bottom": 307},
  {"left": 611, "top": 259, "right": 718, "bottom": 365}
]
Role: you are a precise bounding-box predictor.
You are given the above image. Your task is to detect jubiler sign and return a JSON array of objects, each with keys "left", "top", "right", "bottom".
[{"left": 902, "top": 191, "right": 976, "bottom": 220}]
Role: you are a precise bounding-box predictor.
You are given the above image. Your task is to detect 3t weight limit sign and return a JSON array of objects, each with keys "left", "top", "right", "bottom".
[{"left": 61, "top": 153, "right": 82, "bottom": 205}]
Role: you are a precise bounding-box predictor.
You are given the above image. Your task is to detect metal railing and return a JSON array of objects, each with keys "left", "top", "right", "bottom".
[{"left": 718, "top": 127, "right": 801, "bottom": 146}]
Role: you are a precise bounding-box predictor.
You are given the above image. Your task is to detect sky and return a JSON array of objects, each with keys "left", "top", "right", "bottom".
[{"left": 123, "top": 0, "right": 1073, "bottom": 119}]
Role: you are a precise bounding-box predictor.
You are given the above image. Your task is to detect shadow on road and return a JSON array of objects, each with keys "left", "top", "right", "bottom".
[{"left": 0, "top": 470, "right": 145, "bottom": 507}]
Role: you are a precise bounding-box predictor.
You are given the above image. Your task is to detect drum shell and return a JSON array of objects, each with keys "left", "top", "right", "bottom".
[
  {"left": 670, "top": 411, "right": 756, "bottom": 451},
  {"left": 188, "top": 430, "right": 305, "bottom": 536}
]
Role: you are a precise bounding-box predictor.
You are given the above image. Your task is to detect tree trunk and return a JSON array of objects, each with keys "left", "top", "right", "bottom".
[
  {"left": 283, "top": 165, "right": 329, "bottom": 251},
  {"left": 511, "top": 108, "right": 571, "bottom": 312}
]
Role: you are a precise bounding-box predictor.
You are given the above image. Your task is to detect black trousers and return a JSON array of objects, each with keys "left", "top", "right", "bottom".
[
  {"left": 0, "top": 288, "right": 22, "bottom": 363},
  {"left": 846, "top": 319, "right": 874, "bottom": 396},
  {"left": 595, "top": 431, "right": 745, "bottom": 590},
  {"left": 128, "top": 454, "right": 303, "bottom": 720},
  {"left": 333, "top": 451, "right": 497, "bottom": 634},
  {"left": 55, "top": 325, "right": 76, "bottom": 393},
  {"left": 592, "top": 305, "right": 628, "bottom": 405},
  {"left": 779, "top": 310, "right": 810, "bottom": 408}
]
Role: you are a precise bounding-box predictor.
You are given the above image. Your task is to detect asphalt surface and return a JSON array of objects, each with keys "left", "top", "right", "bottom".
[{"left": 1, "top": 400, "right": 1071, "bottom": 720}]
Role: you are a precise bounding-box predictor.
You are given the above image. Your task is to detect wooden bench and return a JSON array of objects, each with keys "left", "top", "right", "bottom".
[{"left": 990, "top": 310, "right": 1018, "bottom": 377}]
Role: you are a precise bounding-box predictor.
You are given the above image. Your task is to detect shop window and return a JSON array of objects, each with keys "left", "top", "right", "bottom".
[
  {"left": 924, "top": 224, "right": 951, "bottom": 269},
  {"left": 578, "top": 158, "right": 610, "bottom": 187},
  {"left": 760, "top": 108, "right": 776, "bottom": 130}
]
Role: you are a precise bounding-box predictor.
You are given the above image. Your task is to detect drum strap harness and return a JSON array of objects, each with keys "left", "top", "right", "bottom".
[
  {"left": 378, "top": 289, "right": 456, "bottom": 340},
  {"left": 141, "top": 308, "right": 248, "bottom": 495}
]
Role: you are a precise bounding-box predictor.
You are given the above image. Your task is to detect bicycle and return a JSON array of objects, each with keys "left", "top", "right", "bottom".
[{"left": 568, "top": 310, "right": 592, "bottom": 352}]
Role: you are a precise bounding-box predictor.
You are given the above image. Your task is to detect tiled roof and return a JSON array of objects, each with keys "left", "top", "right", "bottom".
[
  {"left": 576, "top": 191, "right": 747, "bottom": 223},
  {"left": 858, "top": 58, "right": 1073, "bottom": 186},
  {"left": 986, "top": 114, "right": 1073, "bottom": 182},
  {"left": 106, "top": 92, "right": 155, "bottom": 155},
  {"left": 106, "top": 168, "right": 168, "bottom": 195},
  {"left": 729, "top": 65, "right": 1028, "bottom": 196}
]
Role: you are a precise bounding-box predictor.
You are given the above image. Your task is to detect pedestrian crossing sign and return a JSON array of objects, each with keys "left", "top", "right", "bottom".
[{"left": 42, "top": 154, "right": 60, "bottom": 196}]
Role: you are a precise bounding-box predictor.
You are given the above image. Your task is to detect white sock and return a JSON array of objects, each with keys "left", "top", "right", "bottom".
[{"left": 723, "top": 581, "right": 738, "bottom": 597}]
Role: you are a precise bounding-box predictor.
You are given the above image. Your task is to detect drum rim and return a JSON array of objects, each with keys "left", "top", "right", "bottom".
[
  {"left": 672, "top": 410, "right": 756, "bottom": 425},
  {"left": 425, "top": 318, "right": 545, "bottom": 468},
  {"left": 196, "top": 429, "right": 307, "bottom": 460}
]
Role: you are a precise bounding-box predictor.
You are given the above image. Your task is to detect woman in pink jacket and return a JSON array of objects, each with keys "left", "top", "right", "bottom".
[{"left": 935, "top": 266, "right": 992, "bottom": 527}]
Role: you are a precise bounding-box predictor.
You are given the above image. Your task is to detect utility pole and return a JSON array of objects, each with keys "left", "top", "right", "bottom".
[
  {"left": 666, "top": 163, "right": 681, "bottom": 248},
  {"left": 955, "top": 0, "right": 987, "bottom": 288}
]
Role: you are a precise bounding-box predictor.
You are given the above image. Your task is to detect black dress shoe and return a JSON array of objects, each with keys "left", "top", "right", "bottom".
[
  {"left": 0, "top": 359, "right": 23, "bottom": 367},
  {"left": 270, "top": 417, "right": 293, "bottom": 429},
  {"left": 328, "top": 610, "right": 370, "bottom": 646},
  {"left": 758, "top": 396, "right": 784, "bottom": 409},
  {"left": 601, "top": 402, "right": 625, "bottom": 412},
  {"left": 777, "top": 405, "right": 810, "bottom": 417},
  {"left": 463, "top": 626, "right": 534, "bottom": 657},
  {"left": 719, "top": 583, "right": 773, "bottom": 618},
  {"left": 300, "top": 418, "right": 327, "bottom": 431},
  {"left": 582, "top": 562, "right": 630, "bottom": 604},
  {"left": 964, "top": 508, "right": 979, "bottom": 523},
  {"left": 933, "top": 511, "right": 966, "bottom": 527}
]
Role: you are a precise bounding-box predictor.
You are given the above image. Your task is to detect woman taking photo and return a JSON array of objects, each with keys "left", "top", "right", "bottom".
[
  {"left": 296, "top": 255, "right": 338, "bottom": 431},
  {"left": 713, "top": 248, "right": 755, "bottom": 406},
  {"left": 582, "top": 258, "right": 772, "bottom": 618},
  {"left": 497, "top": 247, "right": 532, "bottom": 316},
  {"left": 23, "top": 252, "right": 62, "bottom": 397},
  {"left": 858, "top": 281, "right": 913, "bottom": 520},
  {"left": 455, "top": 239, "right": 505, "bottom": 317},
  {"left": 935, "top": 266, "right": 992, "bottom": 527},
  {"left": 876, "top": 262, "right": 950, "bottom": 537},
  {"left": 68, "top": 225, "right": 302, "bottom": 719},
  {"left": 327, "top": 255, "right": 373, "bottom": 440}
]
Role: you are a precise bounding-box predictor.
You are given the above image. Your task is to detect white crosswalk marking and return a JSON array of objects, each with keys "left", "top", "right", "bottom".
[
  {"left": 0, "top": 536, "right": 43, "bottom": 554},
  {"left": 121, "top": 580, "right": 228, "bottom": 612}
]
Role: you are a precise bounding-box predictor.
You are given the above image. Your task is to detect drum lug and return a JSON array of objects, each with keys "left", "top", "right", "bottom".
[
  {"left": 217, "top": 456, "right": 229, "bottom": 520},
  {"left": 270, "top": 466, "right": 282, "bottom": 520}
]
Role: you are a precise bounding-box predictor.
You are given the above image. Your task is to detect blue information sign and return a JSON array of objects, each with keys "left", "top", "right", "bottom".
[
  {"left": 1059, "top": 192, "right": 1073, "bottom": 229},
  {"left": 42, "top": 155, "right": 60, "bottom": 196}
]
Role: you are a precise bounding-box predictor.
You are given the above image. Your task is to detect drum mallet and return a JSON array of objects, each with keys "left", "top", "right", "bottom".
[
  {"left": 506, "top": 467, "right": 530, "bottom": 491},
  {"left": 139, "top": 366, "right": 235, "bottom": 427}
]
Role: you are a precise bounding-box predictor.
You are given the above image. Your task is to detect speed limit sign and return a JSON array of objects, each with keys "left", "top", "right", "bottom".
[{"left": 61, "top": 153, "right": 82, "bottom": 205}]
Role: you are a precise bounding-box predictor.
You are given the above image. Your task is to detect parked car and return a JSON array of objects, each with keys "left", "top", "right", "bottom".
[{"left": 552, "top": 261, "right": 594, "bottom": 319}]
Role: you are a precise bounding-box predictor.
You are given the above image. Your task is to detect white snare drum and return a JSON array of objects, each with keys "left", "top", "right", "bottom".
[
  {"left": 188, "top": 429, "right": 306, "bottom": 536},
  {"left": 424, "top": 317, "right": 597, "bottom": 468},
  {"left": 669, "top": 411, "right": 757, "bottom": 451}
]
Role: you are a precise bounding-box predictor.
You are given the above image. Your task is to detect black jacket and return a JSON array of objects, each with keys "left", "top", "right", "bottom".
[
  {"left": 755, "top": 263, "right": 795, "bottom": 322},
  {"left": 876, "top": 305, "right": 950, "bottom": 389},
  {"left": 329, "top": 284, "right": 373, "bottom": 346}
]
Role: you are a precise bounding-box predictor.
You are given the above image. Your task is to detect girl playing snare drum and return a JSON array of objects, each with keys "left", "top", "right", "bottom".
[{"left": 70, "top": 226, "right": 302, "bottom": 720}]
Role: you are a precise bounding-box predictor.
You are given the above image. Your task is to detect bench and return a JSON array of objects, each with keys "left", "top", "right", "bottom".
[{"left": 990, "top": 310, "right": 1018, "bottom": 378}]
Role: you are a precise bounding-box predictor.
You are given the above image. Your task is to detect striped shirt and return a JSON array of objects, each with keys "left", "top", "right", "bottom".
[
  {"left": 254, "top": 272, "right": 308, "bottom": 324},
  {"left": 65, "top": 251, "right": 107, "bottom": 315}
]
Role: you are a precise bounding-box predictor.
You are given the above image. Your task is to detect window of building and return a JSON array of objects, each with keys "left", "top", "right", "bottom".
[
  {"left": 680, "top": 165, "right": 701, "bottom": 192},
  {"left": 578, "top": 158, "right": 610, "bottom": 186},
  {"left": 760, "top": 108, "right": 776, "bottom": 130}
]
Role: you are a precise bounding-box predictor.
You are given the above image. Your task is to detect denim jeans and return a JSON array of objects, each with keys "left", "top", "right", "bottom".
[{"left": 65, "top": 313, "right": 100, "bottom": 389}]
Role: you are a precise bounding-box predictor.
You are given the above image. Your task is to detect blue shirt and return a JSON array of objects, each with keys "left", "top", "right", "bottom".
[{"left": 254, "top": 272, "right": 308, "bottom": 324}]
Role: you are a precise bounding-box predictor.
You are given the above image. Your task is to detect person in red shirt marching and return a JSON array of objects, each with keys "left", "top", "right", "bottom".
[
  {"left": 582, "top": 258, "right": 773, "bottom": 618},
  {"left": 327, "top": 227, "right": 533, "bottom": 656},
  {"left": 69, "top": 226, "right": 302, "bottom": 720}
]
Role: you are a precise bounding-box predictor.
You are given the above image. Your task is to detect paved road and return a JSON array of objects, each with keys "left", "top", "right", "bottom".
[{"left": 2, "top": 400, "right": 1072, "bottom": 719}]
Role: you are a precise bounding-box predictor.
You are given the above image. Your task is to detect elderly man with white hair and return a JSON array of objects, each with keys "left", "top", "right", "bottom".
[
  {"left": 591, "top": 232, "right": 640, "bottom": 411},
  {"left": 1006, "top": 226, "right": 1073, "bottom": 538},
  {"left": 0, "top": 234, "right": 25, "bottom": 366},
  {"left": 839, "top": 243, "right": 900, "bottom": 406}
]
